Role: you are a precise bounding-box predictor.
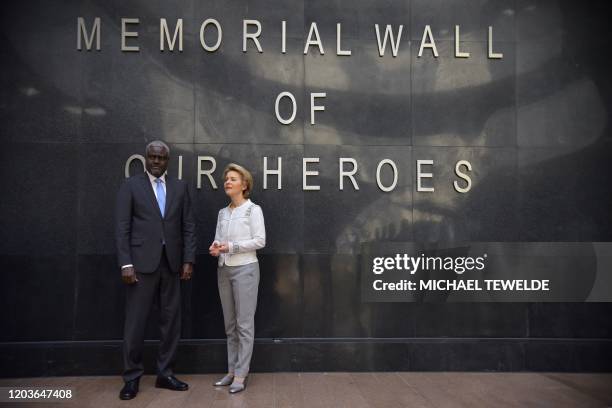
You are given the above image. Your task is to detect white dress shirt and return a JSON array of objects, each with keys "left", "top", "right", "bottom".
[
  {"left": 147, "top": 171, "right": 166, "bottom": 199},
  {"left": 213, "top": 199, "right": 266, "bottom": 266}
]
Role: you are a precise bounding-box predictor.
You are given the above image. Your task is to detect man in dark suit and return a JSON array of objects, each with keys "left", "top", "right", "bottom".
[{"left": 115, "top": 140, "right": 196, "bottom": 400}]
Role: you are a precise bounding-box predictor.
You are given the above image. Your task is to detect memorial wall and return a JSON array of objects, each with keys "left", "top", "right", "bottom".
[{"left": 1, "top": 0, "right": 612, "bottom": 375}]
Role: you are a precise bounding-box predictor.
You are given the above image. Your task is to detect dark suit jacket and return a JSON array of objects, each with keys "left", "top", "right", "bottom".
[{"left": 115, "top": 172, "right": 196, "bottom": 274}]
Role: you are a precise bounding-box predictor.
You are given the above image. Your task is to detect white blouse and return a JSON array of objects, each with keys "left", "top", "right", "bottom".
[{"left": 213, "top": 199, "right": 266, "bottom": 266}]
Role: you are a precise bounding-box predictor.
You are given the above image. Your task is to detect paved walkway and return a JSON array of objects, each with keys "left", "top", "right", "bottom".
[{"left": 1, "top": 372, "right": 611, "bottom": 407}]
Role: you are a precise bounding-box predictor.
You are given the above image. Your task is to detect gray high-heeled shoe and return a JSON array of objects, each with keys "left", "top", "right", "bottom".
[
  {"left": 213, "top": 374, "right": 234, "bottom": 386},
  {"left": 229, "top": 377, "right": 248, "bottom": 394}
]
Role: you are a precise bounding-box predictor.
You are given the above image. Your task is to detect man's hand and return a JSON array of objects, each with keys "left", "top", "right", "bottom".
[
  {"left": 180, "top": 262, "right": 193, "bottom": 280},
  {"left": 121, "top": 266, "right": 138, "bottom": 284}
]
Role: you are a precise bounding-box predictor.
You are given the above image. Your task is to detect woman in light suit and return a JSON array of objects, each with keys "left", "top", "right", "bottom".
[{"left": 209, "top": 163, "right": 265, "bottom": 394}]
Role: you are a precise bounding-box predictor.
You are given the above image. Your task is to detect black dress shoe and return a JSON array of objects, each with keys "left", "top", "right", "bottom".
[
  {"left": 119, "top": 378, "right": 140, "bottom": 400},
  {"left": 155, "top": 375, "right": 189, "bottom": 391}
]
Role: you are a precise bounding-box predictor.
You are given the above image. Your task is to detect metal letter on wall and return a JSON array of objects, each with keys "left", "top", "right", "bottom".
[
  {"left": 417, "top": 160, "right": 434, "bottom": 192},
  {"left": 454, "top": 25, "right": 470, "bottom": 58},
  {"left": 304, "top": 22, "right": 325, "bottom": 55},
  {"left": 197, "top": 156, "right": 218, "bottom": 189},
  {"left": 376, "top": 159, "right": 398, "bottom": 192},
  {"left": 160, "top": 18, "right": 183, "bottom": 52},
  {"left": 374, "top": 24, "right": 403, "bottom": 57},
  {"left": 303, "top": 158, "right": 321, "bottom": 191},
  {"left": 339, "top": 158, "right": 359, "bottom": 190},
  {"left": 124, "top": 155, "right": 145, "bottom": 178},
  {"left": 310, "top": 93, "right": 326, "bottom": 125},
  {"left": 454, "top": 160, "right": 472, "bottom": 193},
  {"left": 263, "top": 157, "right": 283, "bottom": 190},
  {"left": 336, "top": 23, "right": 352, "bottom": 56},
  {"left": 77, "top": 17, "right": 101, "bottom": 51},
  {"left": 418, "top": 25, "right": 439, "bottom": 57},
  {"left": 200, "top": 19, "right": 222, "bottom": 52},
  {"left": 488, "top": 26, "right": 503, "bottom": 59},
  {"left": 275, "top": 92, "right": 297, "bottom": 125},
  {"left": 121, "top": 18, "right": 140, "bottom": 52},
  {"left": 243, "top": 19, "right": 263, "bottom": 53}
]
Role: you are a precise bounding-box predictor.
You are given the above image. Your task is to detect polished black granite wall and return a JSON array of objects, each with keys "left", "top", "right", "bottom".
[{"left": 1, "top": 0, "right": 612, "bottom": 375}]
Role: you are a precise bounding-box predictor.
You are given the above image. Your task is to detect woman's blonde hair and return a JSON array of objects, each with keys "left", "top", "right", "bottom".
[{"left": 223, "top": 163, "right": 253, "bottom": 198}]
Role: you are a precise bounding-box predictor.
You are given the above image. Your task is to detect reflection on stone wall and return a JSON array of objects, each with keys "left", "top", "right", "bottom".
[{"left": 1, "top": 1, "right": 611, "bottom": 359}]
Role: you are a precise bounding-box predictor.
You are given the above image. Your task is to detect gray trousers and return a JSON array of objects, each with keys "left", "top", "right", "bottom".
[{"left": 217, "top": 262, "right": 260, "bottom": 377}]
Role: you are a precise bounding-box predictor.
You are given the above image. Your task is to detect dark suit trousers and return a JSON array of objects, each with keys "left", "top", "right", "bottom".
[{"left": 122, "top": 249, "right": 181, "bottom": 381}]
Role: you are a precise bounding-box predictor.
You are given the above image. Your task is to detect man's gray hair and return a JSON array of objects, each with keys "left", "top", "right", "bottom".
[{"left": 145, "top": 140, "right": 170, "bottom": 156}]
